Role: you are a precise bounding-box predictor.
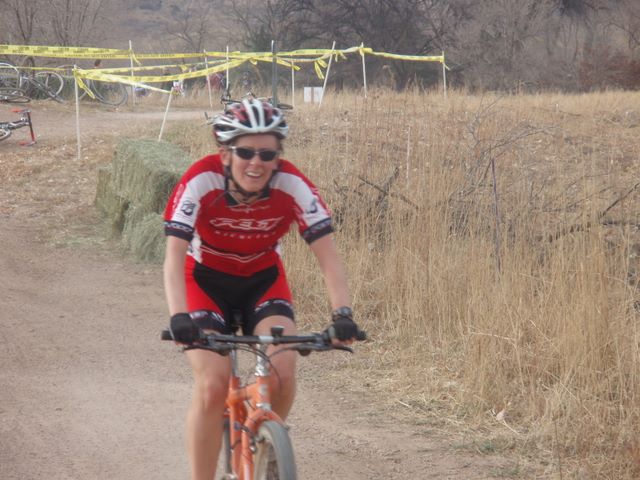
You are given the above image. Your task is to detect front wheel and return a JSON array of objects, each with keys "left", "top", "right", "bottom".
[
  {"left": 0, "top": 128, "right": 12, "bottom": 142},
  {"left": 253, "top": 421, "right": 297, "bottom": 480}
]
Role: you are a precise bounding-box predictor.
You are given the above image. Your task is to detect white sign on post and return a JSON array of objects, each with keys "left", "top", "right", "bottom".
[
  {"left": 303, "top": 87, "right": 312, "bottom": 103},
  {"left": 303, "top": 87, "right": 323, "bottom": 103}
]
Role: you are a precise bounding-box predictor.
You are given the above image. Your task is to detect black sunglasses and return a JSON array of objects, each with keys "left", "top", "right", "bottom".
[{"left": 228, "top": 146, "right": 279, "bottom": 162}]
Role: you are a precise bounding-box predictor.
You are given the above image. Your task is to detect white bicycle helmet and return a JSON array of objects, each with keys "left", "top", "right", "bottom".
[{"left": 212, "top": 98, "right": 289, "bottom": 145}]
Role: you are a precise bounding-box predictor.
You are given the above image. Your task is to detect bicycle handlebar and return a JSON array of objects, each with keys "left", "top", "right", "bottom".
[{"left": 160, "top": 326, "right": 366, "bottom": 356}]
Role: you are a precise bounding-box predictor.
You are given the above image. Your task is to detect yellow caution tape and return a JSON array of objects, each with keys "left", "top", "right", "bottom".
[
  {"left": 0, "top": 44, "right": 133, "bottom": 59},
  {"left": 75, "top": 58, "right": 247, "bottom": 86},
  {"left": 1, "top": 44, "right": 449, "bottom": 73},
  {"left": 73, "top": 68, "right": 171, "bottom": 97}
]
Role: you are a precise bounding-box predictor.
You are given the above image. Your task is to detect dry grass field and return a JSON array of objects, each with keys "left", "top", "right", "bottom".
[
  {"left": 4, "top": 86, "right": 638, "bottom": 478},
  {"left": 163, "top": 88, "right": 640, "bottom": 478}
]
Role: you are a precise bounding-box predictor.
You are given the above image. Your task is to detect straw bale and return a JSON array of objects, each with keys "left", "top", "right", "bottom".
[
  {"left": 111, "top": 138, "right": 193, "bottom": 214},
  {"left": 94, "top": 166, "right": 129, "bottom": 233},
  {"left": 121, "top": 207, "right": 165, "bottom": 263}
]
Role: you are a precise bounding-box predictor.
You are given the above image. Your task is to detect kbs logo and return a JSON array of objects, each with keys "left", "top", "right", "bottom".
[
  {"left": 210, "top": 217, "right": 284, "bottom": 231},
  {"left": 180, "top": 200, "right": 196, "bottom": 216}
]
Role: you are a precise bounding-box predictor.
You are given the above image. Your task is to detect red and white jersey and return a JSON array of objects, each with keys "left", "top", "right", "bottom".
[{"left": 164, "top": 154, "right": 333, "bottom": 275}]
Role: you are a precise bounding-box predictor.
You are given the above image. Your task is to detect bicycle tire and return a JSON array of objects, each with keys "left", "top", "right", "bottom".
[
  {"left": 253, "top": 421, "right": 297, "bottom": 480},
  {"left": 0, "top": 63, "right": 20, "bottom": 90},
  {"left": 221, "top": 417, "right": 233, "bottom": 476},
  {"left": 276, "top": 103, "right": 293, "bottom": 111},
  {"left": 0, "top": 89, "right": 30, "bottom": 104},
  {"left": 0, "top": 128, "right": 11, "bottom": 141},
  {"left": 26, "top": 77, "right": 64, "bottom": 103},
  {"left": 91, "top": 80, "right": 128, "bottom": 106},
  {"left": 35, "top": 71, "right": 64, "bottom": 97}
]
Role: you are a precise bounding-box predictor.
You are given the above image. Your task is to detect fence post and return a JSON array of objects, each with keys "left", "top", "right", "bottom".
[
  {"left": 74, "top": 65, "right": 81, "bottom": 161},
  {"left": 271, "top": 40, "right": 278, "bottom": 106},
  {"left": 361, "top": 42, "right": 368, "bottom": 99},
  {"left": 226, "top": 46, "right": 230, "bottom": 92},
  {"left": 319, "top": 40, "right": 336, "bottom": 108},
  {"left": 158, "top": 88, "right": 174, "bottom": 141},
  {"left": 129, "top": 40, "right": 136, "bottom": 107},
  {"left": 442, "top": 50, "right": 447, "bottom": 99},
  {"left": 204, "top": 50, "right": 213, "bottom": 109},
  {"left": 290, "top": 58, "right": 295, "bottom": 108}
]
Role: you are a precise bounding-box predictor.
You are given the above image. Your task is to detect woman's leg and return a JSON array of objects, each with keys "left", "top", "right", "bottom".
[
  {"left": 185, "top": 348, "right": 231, "bottom": 480},
  {"left": 253, "top": 315, "right": 298, "bottom": 419}
]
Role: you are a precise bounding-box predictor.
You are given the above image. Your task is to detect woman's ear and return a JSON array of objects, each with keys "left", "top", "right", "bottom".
[{"left": 220, "top": 145, "right": 230, "bottom": 166}]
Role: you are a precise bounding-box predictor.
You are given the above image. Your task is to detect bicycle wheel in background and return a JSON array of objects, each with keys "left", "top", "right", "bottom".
[
  {"left": 253, "top": 421, "right": 297, "bottom": 480},
  {"left": 34, "top": 71, "right": 64, "bottom": 97},
  {"left": 91, "top": 80, "right": 128, "bottom": 106},
  {"left": 0, "top": 128, "right": 12, "bottom": 141},
  {"left": 25, "top": 77, "right": 64, "bottom": 103},
  {"left": 276, "top": 102, "right": 293, "bottom": 111},
  {"left": 0, "top": 63, "right": 20, "bottom": 91},
  {"left": 0, "top": 88, "right": 30, "bottom": 103}
]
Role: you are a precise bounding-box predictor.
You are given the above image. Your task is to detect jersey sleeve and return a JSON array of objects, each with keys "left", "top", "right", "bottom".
[
  {"left": 163, "top": 156, "right": 224, "bottom": 241},
  {"left": 274, "top": 161, "right": 334, "bottom": 244}
]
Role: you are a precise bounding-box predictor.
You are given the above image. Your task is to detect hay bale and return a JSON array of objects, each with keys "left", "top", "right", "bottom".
[
  {"left": 111, "top": 138, "right": 193, "bottom": 214},
  {"left": 94, "top": 166, "right": 129, "bottom": 233},
  {"left": 96, "top": 138, "right": 192, "bottom": 262},
  {"left": 122, "top": 207, "right": 166, "bottom": 263}
]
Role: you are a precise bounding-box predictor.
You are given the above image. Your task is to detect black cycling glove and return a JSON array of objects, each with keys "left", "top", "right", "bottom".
[
  {"left": 170, "top": 313, "right": 200, "bottom": 344},
  {"left": 328, "top": 307, "right": 359, "bottom": 341}
]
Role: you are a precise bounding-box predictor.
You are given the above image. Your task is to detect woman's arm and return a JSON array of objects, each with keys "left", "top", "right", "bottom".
[
  {"left": 309, "top": 233, "right": 351, "bottom": 310},
  {"left": 163, "top": 235, "right": 190, "bottom": 315}
]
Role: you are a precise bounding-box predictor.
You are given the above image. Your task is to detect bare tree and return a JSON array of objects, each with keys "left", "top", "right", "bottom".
[
  {"left": 603, "top": 0, "right": 640, "bottom": 54},
  {"left": 228, "top": 0, "right": 317, "bottom": 51},
  {"left": 46, "top": 0, "right": 108, "bottom": 46},
  {"left": 224, "top": 0, "right": 470, "bottom": 89},
  {"left": 162, "top": 0, "right": 226, "bottom": 52},
  {"left": 0, "top": 0, "right": 44, "bottom": 45},
  {"left": 454, "top": 0, "right": 556, "bottom": 90}
]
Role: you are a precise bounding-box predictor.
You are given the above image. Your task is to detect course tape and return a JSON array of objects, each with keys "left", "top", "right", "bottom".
[
  {"left": 2, "top": 44, "right": 447, "bottom": 85},
  {"left": 73, "top": 58, "right": 248, "bottom": 97},
  {"left": 1, "top": 44, "right": 447, "bottom": 65},
  {"left": 0, "top": 44, "right": 134, "bottom": 59}
]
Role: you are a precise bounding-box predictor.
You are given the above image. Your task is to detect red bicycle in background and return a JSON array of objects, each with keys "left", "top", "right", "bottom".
[{"left": 0, "top": 108, "right": 36, "bottom": 145}]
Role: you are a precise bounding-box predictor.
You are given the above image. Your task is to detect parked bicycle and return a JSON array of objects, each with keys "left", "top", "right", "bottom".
[
  {"left": 78, "top": 78, "right": 128, "bottom": 106},
  {"left": 0, "top": 108, "right": 36, "bottom": 144},
  {"left": 0, "top": 88, "right": 30, "bottom": 104},
  {"left": 221, "top": 88, "right": 293, "bottom": 111},
  {"left": 162, "top": 322, "right": 365, "bottom": 479},
  {"left": 55, "top": 64, "right": 128, "bottom": 106},
  {"left": 0, "top": 62, "right": 64, "bottom": 102}
]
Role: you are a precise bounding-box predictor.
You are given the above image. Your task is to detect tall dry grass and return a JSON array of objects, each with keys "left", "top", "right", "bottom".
[{"left": 166, "top": 87, "right": 640, "bottom": 478}]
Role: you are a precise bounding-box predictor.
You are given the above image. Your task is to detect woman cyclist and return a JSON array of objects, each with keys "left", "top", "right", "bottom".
[{"left": 163, "top": 98, "right": 360, "bottom": 480}]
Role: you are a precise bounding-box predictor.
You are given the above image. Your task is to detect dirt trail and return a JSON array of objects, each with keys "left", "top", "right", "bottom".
[{"left": 0, "top": 102, "right": 512, "bottom": 479}]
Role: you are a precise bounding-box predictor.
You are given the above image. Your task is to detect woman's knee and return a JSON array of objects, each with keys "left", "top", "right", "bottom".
[
  {"left": 270, "top": 354, "right": 297, "bottom": 396},
  {"left": 187, "top": 350, "right": 230, "bottom": 413},
  {"left": 193, "top": 375, "right": 228, "bottom": 413}
]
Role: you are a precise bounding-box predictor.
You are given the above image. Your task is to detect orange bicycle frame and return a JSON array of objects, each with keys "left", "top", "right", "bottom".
[{"left": 225, "top": 345, "right": 283, "bottom": 480}]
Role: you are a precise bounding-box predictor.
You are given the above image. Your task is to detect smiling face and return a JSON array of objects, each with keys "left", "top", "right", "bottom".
[{"left": 221, "top": 134, "right": 281, "bottom": 198}]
